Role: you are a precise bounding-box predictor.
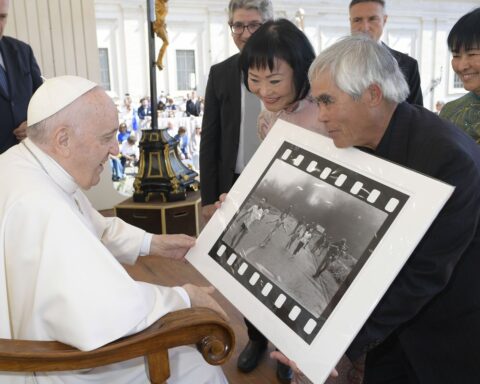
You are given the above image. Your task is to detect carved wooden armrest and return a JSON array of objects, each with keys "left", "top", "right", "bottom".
[{"left": 0, "top": 307, "right": 234, "bottom": 384}]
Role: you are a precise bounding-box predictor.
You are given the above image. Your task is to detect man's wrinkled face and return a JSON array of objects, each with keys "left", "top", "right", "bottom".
[
  {"left": 349, "top": 2, "right": 387, "bottom": 42},
  {"left": 311, "top": 71, "right": 377, "bottom": 149}
]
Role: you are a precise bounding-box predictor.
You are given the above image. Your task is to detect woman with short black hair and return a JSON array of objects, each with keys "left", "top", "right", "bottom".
[
  {"left": 440, "top": 8, "right": 480, "bottom": 141},
  {"left": 239, "top": 19, "right": 327, "bottom": 139}
]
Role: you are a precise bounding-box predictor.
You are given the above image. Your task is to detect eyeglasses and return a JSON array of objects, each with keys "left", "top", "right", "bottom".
[{"left": 229, "top": 22, "right": 263, "bottom": 35}]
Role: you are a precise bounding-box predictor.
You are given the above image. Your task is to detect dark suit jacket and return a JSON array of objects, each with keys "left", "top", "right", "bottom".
[
  {"left": 137, "top": 106, "right": 151, "bottom": 120},
  {"left": 186, "top": 99, "right": 201, "bottom": 117},
  {"left": 386, "top": 44, "right": 423, "bottom": 106},
  {"left": 347, "top": 103, "right": 480, "bottom": 383},
  {"left": 0, "top": 36, "right": 42, "bottom": 154},
  {"left": 200, "top": 54, "right": 241, "bottom": 205}
]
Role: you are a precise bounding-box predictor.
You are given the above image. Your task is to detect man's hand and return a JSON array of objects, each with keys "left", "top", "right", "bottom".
[
  {"left": 13, "top": 121, "right": 28, "bottom": 141},
  {"left": 149, "top": 234, "right": 195, "bottom": 260},
  {"left": 202, "top": 194, "right": 228, "bottom": 223},
  {"left": 182, "top": 284, "right": 229, "bottom": 321},
  {"left": 270, "top": 351, "right": 338, "bottom": 383},
  {"left": 201, "top": 204, "right": 217, "bottom": 223}
]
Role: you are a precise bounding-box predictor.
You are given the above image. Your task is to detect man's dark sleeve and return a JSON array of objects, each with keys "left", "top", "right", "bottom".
[
  {"left": 200, "top": 65, "right": 221, "bottom": 206},
  {"left": 347, "top": 143, "right": 480, "bottom": 361},
  {"left": 405, "top": 60, "right": 423, "bottom": 106},
  {"left": 28, "top": 44, "right": 43, "bottom": 92}
]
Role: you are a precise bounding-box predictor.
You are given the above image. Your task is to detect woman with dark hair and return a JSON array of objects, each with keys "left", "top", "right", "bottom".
[
  {"left": 440, "top": 8, "right": 480, "bottom": 141},
  {"left": 239, "top": 18, "right": 326, "bottom": 139}
]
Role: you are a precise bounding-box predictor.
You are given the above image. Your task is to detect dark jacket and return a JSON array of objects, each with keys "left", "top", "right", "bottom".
[
  {"left": 347, "top": 103, "right": 480, "bottom": 383},
  {"left": 200, "top": 54, "right": 242, "bottom": 205},
  {"left": 0, "top": 36, "right": 42, "bottom": 153},
  {"left": 386, "top": 44, "right": 423, "bottom": 106}
]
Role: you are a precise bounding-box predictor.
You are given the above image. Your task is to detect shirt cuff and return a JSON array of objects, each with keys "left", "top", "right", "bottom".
[
  {"left": 173, "top": 286, "right": 191, "bottom": 307},
  {"left": 140, "top": 233, "right": 153, "bottom": 256}
]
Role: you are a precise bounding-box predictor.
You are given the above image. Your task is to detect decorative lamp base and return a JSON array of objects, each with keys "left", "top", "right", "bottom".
[{"left": 133, "top": 129, "right": 199, "bottom": 202}]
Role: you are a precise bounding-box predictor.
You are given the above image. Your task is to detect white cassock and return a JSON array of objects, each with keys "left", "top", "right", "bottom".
[{"left": 0, "top": 138, "right": 227, "bottom": 384}]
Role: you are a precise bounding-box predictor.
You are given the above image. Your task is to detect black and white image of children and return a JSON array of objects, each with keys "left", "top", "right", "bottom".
[{"left": 222, "top": 159, "right": 388, "bottom": 318}]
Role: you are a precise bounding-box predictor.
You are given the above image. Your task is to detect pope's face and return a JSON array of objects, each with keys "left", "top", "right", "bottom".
[
  {"left": 451, "top": 46, "right": 480, "bottom": 95},
  {"left": 349, "top": 1, "right": 387, "bottom": 42},
  {"left": 68, "top": 90, "right": 120, "bottom": 189},
  {"left": 230, "top": 8, "right": 263, "bottom": 51}
]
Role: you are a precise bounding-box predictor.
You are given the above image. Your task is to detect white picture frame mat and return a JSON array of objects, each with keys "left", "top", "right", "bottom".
[{"left": 187, "top": 120, "right": 453, "bottom": 383}]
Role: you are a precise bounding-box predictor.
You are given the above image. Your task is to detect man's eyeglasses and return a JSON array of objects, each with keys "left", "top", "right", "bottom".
[{"left": 229, "top": 22, "right": 263, "bottom": 35}]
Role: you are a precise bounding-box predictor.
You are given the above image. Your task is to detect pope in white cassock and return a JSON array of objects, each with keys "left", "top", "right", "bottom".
[{"left": 0, "top": 76, "right": 228, "bottom": 384}]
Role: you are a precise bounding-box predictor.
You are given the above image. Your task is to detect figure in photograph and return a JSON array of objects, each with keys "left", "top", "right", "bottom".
[
  {"left": 230, "top": 197, "right": 269, "bottom": 249},
  {"left": 292, "top": 224, "right": 313, "bottom": 256},
  {"left": 312, "top": 238, "right": 348, "bottom": 278},
  {"left": 285, "top": 215, "right": 306, "bottom": 250},
  {"left": 259, "top": 205, "right": 290, "bottom": 248}
]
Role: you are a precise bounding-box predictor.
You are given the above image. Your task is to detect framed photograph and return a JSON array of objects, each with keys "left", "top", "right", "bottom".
[{"left": 187, "top": 120, "right": 453, "bottom": 383}]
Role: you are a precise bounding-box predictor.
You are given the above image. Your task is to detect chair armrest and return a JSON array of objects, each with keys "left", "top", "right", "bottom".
[{"left": 0, "top": 307, "right": 234, "bottom": 381}]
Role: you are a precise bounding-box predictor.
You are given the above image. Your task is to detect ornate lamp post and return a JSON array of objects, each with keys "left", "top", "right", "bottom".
[{"left": 133, "top": 0, "right": 198, "bottom": 202}]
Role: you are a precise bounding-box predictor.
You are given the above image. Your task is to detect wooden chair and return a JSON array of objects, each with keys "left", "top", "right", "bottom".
[{"left": 0, "top": 307, "right": 234, "bottom": 384}]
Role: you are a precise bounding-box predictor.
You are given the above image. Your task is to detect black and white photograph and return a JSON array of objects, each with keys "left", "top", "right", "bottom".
[
  {"left": 187, "top": 120, "right": 454, "bottom": 383},
  {"left": 222, "top": 159, "right": 388, "bottom": 319},
  {"left": 211, "top": 142, "right": 408, "bottom": 342}
]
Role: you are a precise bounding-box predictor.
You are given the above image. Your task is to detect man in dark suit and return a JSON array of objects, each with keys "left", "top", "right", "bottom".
[
  {"left": 349, "top": 0, "right": 423, "bottom": 106},
  {"left": 200, "top": 0, "right": 273, "bottom": 222},
  {"left": 304, "top": 34, "right": 480, "bottom": 383},
  {"left": 0, "top": 0, "right": 42, "bottom": 154},
  {"left": 186, "top": 90, "right": 201, "bottom": 117},
  {"left": 200, "top": 0, "right": 291, "bottom": 381}
]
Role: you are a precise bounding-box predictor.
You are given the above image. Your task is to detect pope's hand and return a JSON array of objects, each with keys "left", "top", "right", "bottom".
[
  {"left": 150, "top": 234, "right": 195, "bottom": 260},
  {"left": 182, "top": 284, "right": 229, "bottom": 321}
]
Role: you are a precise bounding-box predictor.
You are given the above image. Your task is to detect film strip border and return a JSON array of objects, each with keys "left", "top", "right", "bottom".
[
  {"left": 208, "top": 141, "right": 410, "bottom": 344},
  {"left": 278, "top": 143, "right": 409, "bottom": 214}
]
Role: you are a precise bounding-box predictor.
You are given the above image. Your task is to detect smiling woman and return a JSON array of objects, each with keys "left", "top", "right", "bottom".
[
  {"left": 440, "top": 7, "right": 480, "bottom": 141},
  {"left": 239, "top": 19, "right": 327, "bottom": 140}
]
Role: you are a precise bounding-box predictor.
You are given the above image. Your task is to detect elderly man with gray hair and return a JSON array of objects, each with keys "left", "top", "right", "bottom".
[{"left": 275, "top": 34, "right": 480, "bottom": 384}]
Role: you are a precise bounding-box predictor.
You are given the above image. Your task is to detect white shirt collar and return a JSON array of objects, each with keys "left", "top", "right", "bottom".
[{"left": 22, "top": 138, "right": 79, "bottom": 196}]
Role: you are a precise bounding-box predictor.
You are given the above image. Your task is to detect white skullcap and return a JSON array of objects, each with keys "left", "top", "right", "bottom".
[{"left": 27, "top": 75, "right": 97, "bottom": 126}]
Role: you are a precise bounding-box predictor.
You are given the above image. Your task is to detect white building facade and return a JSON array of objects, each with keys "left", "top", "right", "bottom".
[{"left": 95, "top": 0, "right": 479, "bottom": 111}]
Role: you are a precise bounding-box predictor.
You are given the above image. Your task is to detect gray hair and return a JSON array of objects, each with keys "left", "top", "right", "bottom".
[
  {"left": 349, "top": 0, "right": 385, "bottom": 9},
  {"left": 308, "top": 34, "right": 409, "bottom": 103},
  {"left": 27, "top": 112, "right": 78, "bottom": 145},
  {"left": 26, "top": 119, "right": 49, "bottom": 144},
  {"left": 228, "top": 0, "right": 274, "bottom": 24}
]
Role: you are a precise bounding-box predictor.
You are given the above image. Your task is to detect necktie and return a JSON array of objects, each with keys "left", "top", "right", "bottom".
[
  {"left": 0, "top": 64, "right": 9, "bottom": 98},
  {"left": 243, "top": 89, "right": 261, "bottom": 164}
]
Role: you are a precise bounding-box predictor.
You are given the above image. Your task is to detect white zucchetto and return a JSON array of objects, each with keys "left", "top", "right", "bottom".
[{"left": 27, "top": 75, "right": 97, "bottom": 126}]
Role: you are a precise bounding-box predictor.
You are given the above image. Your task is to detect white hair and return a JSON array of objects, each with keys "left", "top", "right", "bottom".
[{"left": 308, "top": 34, "right": 409, "bottom": 103}]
